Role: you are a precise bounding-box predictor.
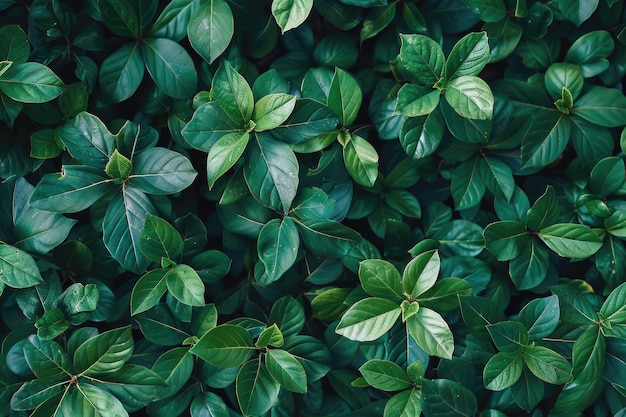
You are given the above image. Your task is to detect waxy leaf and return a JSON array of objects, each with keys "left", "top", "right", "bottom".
[
  {"left": 130, "top": 147, "right": 197, "bottom": 195},
  {"left": 538, "top": 223, "right": 602, "bottom": 258},
  {"left": 236, "top": 358, "right": 280, "bottom": 417},
  {"left": 359, "top": 259, "right": 404, "bottom": 301},
  {"left": 384, "top": 388, "right": 422, "bottom": 417},
  {"left": 359, "top": 359, "right": 411, "bottom": 392},
  {"left": 58, "top": 112, "right": 116, "bottom": 169},
  {"left": 265, "top": 348, "right": 307, "bottom": 393},
  {"left": 487, "top": 321, "right": 529, "bottom": 353},
  {"left": 558, "top": 0, "right": 598, "bottom": 26},
  {"left": 523, "top": 345, "right": 571, "bottom": 384},
  {"left": 99, "top": 0, "right": 139, "bottom": 37},
  {"left": 399, "top": 34, "right": 445, "bottom": 85},
  {"left": 328, "top": 68, "right": 362, "bottom": 126},
  {"left": 99, "top": 42, "right": 145, "bottom": 103},
  {"left": 98, "top": 364, "right": 167, "bottom": 411},
  {"left": 526, "top": 185, "right": 559, "bottom": 231},
  {"left": 0, "top": 244, "right": 42, "bottom": 288},
  {"left": 212, "top": 60, "right": 254, "bottom": 125},
  {"left": 445, "top": 31, "right": 490, "bottom": 79},
  {"left": 139, "top": 214, "right": 184, "bottom": 263},
  {"left": 73, "top": 325, "right": 133, "bottom": 376},
  {"left": 421, "top": 379, "right": 478, "bottom": 417},
  {"left": 61, "top": 383, "right": 128, "bottom": 417},
  {"left": 406, "top": 307, "right": 454, "bottom": 359},
  {"left": 342, "top": 133, "right": 379, "bottom": 187},
  {"left": 0, "top": 62, "right": 64, "bottom": 103},
  {"left": 190, "top": 324, "right": 254, "bottom": 367},
  {"left": 182, "top": 101, "right": 243, "bottom": 151},
  {"left": 130, "top": 268, "right": 168, "bottom": 315},
  {"left": 518, "top": 295, "right": 560, "bottom": 340},
  {"left": 399, "top": 110, "right": 445, "bottom": 159},
  {"left": 444, "top": 76, "right": 494, "bottom": 120},
  {"left": 188, "top": 0, "right": 234, "bottom": 64},
  {"left": 573, "top": 87, "right": 626, "bottom": 128},
  {"left": 483, "top": 220, "right": 529, "bottom": 261},
  {"left": 142, "top": 38, "right": 197, "bottom": 99},
  {"left": 23, "top": 336, "right": 70, "bottom": 381},
  {"left": 483, "top": 351, "right": 524, "bottom": 391},
  {"left": 335, "top": 297, "right": 401, "bottom": 341},
  {"left": 10, "top": 380, "right": 65, "bottom": 411},
  {"left": 272, "top": 0, "right": 314, "bottom": 33},
  {"left": 257, "top": 217, "right": 299, "bottom": 282},
  {"left": 402, "top": 249, "right": 440, "bottom": 298},
  {"left": 571, "top": 325, "right": 605, "bottom": 382},
  {"left": 166, "top": 264, "right": 205, "bottom": 307}
]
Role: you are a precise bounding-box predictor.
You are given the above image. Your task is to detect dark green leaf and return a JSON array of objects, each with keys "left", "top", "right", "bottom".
[
  {"left": 421, "top": 379, "right": 478, "bottom": 417},
  {"left": 57, "top": 112, "right": 116, "bottom": 168},
  {"left": 573, "top": 87, "right": 626, "bottom": 128},
  {"left": 483, "top": 220, "right": 529, "bottom": 261},
  {"left": 342, "top": 133, "right": 379, "bottom": 187},
  {"left": 0, "top": 25, "right": 29, "bottom": 64},
  {"left": 518, "top": 295, "right": 560, "bottom": 340},
  {"left": 188, "top": 0, "right": 234, "bottom": 64},
  {"left": 190, "top": 391, "right": 229, "bottom": 417},
  {"left": 523, "top": 345, "right": 572, "bottom": 384},
  {"left": 360, "top": 4, "right": 396, "bottom": 43},
  {"left": 212, "top": 60, "right": 254, "bottom": 125},
  {"left": 236, "top": 358, "right": 280, "bottom": 416},
  {"left": 0, "top": 243, "right": 42, "bottom": 288},
  {"left": 0, "top": 63, "right": 64, "bottom": 104},
  {"left": 190, "top": 324, "right": 255, "bottom": 367},
  {"left": 99, "top": 0, "right": 139, "bottom": 36},
  {"left": 10, "top": 380, "right": 65, "bottom": 412},
  {"left": 451, "top": 157, "right": 485, "bottom": 210},
  {"left": 483, "top": 351, "right": 524, "bottom": 391},
  {"left": 526, "top": 185, "right": 559, "bottom": 231},
  {"left": 182, "top": 101, "right": 243, "bottom": 151},
  {"left": 142, "top": 38, "right": 197, "bottom": 99},
  {"left": 487, "top": 321, "right": 529, "bottom": 352},
  {"left": 130, "top": 147, "right": 197, "bottom": 195},
  {"left": 399, "top": 110, "right": 445, "bottom": 159},
  {"left": 558, "top": 0, "right": 598, "bottom": 26},
  {"left": 327, "top": 68, "right": 362, "bottom": 126},
  {"left": 399, "top": 34, "right": 445, "bottom": 85},
  {"left": 131, "top": 268, "right": 168, "bottom": 315},
  {"left": 257, "top": 217, "right": 299, "bottom": 282},
  {"left": 265, "top": 349, "right": 307, "bottom": 393},
  {"left": 520, "top": 112, "right": 571, "bottom": 169},
  {"left": 571, "top": 325, "right": 605, "bottom": 381},
  {"left": 73, "top": 325, "right": 133, "bottom": 376},
  {"left": 23, "top": 336, "right": 70, "bottom": 381},
  {"left": 99, "top": 42, "right": 144, "bottom": 103},
  {"left": 466, "top": 0, "right": 507, "bottom": 22},
  {"left": 139, "top": 215, "right": 184, "bottom": 263},
  {"left": 98, "top": 364, "right": 166, "bottom": 411}
]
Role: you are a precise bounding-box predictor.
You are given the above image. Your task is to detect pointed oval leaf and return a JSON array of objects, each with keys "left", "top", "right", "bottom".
[
  {"left": 73, "top": 325, "right": 134, "bottom": 376},
  {"left": 10, "top": 380, "right": 65, "bottom": 411},
  {"left": 257, "top": 217, "right": 300, "bottom": 283},
  {"left": 190, "top": 324, "right": 254, "bottom": 367},
  {"left": 538, "top": 223, "right": 602, "bottom": 259},
  {"left": 98, "top": 42, "right": 145, "bottom": 103},
  {"left": 518, "top": 295, "right": 560, "bottom": 340},
  {"left": 272, "top": 0, "right": 314, "bottom": 33},
  {"left": 327, "top": 68, "right": 362, "bottom": 126},
  {"left": 265, "top": 348, "right": 307, "bottom": 393},
  {"left": 236, "top": 358, "right": 280, "bottom": 417},
  {"left": 0, "top": 62, "right": 64, "bottom": 103},
  {"left": 444, "top": 76, "right": 494, "bottom": 120},
  {"left": 335, "top": 297, "right": 401, "bottom": 342},
  {"left": 446, "top": 31, "right": 490, "bottom": 79},
  {"left": 523, "top": 345, "right": 572, "bottom": 384},
  {"left": 526, "top": 185, "right": 559, "bottom": 231},
  {"left": 130, "top": 147, "right": 197, "bottom": 195},
  {"left": 384, "top": 388, "right": 422, "bottom": 417},
  {"left": 182, "top": 101, "right": 244, "bottom": 152},
  {"left": 571, "top": 326, "right": 605, "bottom": 382},
  {"left": 58, "top": 112, "right": 116, "bottom": 168},
  {"left": 166, "top": 264, "right": 205, "bottom": 307},
  {"left": 190, "top": 391, "right": 229, "bottom": 417},
  {"left": 130, "top": 268, "right": 168, "bottom": 315},
  {"left": 188, "top": 0, "right": 234, "bottom": 64},
  {"left": 572, "top": 86, "right": 626, "bottom": 128},
  {"left": 399, "top": 110, "right": 445, "bottom": 159},
  {"left": 359, "top": 359, "right": 411, "bottom": 392},
  {"left": 483, "top": 220, "right": 529, "bottom": 262},
  {"left": 0, "top": 244, "right": 42, "bottom": 288},
  {"left": 212, "top": 60, "right": 254, "bottom": 125},
  {"left": 483, "top": 351, "right": 524, "bottom": 391},
  {"left": 142, "top": 37, "right": 197, "bottom": 99},
  {"left": 23, "top": 336, "right": 70, "bottom": 382},
  {"left": 399, "top": 33, "right": 445, "bottom": 85},
  {"left": 252, "top": 93, "right": 297, "bottom": 132},
  {"left": 402, "top": 249, "right": 440, "bottom": 298},
  {"left": 406, "top": 307, "right": 454, "bottom": 359},
  {"left": 395, "top": 84, "right": 440, "bottom": 117},
  {"left": 139, "top": 214, "right": 184, "bottom": 263},
  {"left": 62, "top": 383, "right": 128, "bottom": 417},
  {"left": 359, "top": 259, "right": 404, "bottom": 301},
  {"left": 343, "top": 133, "right": 379, "bottom": 187}
]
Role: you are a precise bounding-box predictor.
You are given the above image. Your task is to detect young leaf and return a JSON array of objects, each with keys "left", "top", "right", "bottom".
[
  {"left": 187, "top": 0, "right": 234, "bottom": 64},
  {"left": 142, "top": 38, "right": 197, "bottom": 99},
  {"left": 212, "top": 60, "right": 254, "bottom": 125},
  {"left": 406, "top": 307, "right": 454, "bottom": 359},
  {"left": 73, "top": 325, "right": 134, "bottom": 376},
  {"left": 342, "top": 133, "right": 379, "bottom": 187},
  {"left": 402, "top": 249, "right": 440, "bottom": 299},
  {"left": 523, "top": 345, "right": 572, "bottom": 384},
  {"left": 538, "top": 223, "right": 602, "bottom": 258},
  {"left": 0, "top": 62, "right": 64, "bottom": 103},
  {"left": 358, "top": 259, "right": 404, "bottom": 301},
  {"left": 130, "top": 268, "right": 168, "bottom": 315},
  {"left": 166, "top": 264, "right": 205, "bottom": 307},
  {"left": 384, "top": 388, "right": 422, "bottom": 417},
  {"left": 445, "top": 31, "right": 490, "bottom": 79},
  {"left": 483, "top": 351, "right": 524, "bottom": 391},
  {"left": 395, "top": 84, "right": 440, "bottom": 117},
  {"left": 358, "top": 359, "right": 411, "bottom": 392},
  {"left": 327, "top": 68, "right": 362, "bottom": 126},
  {"left": 257, "top": 217, "right": 299, "bottom": 282},
  {"left": 189, "top": 324, "right": 255, "bottom": 367},
  {"left": 265, "top": 349, "right": 307, "bottom": 393},
  {"left": 139, "top": 215, "right": 184, "bottom": 263},
  {"left": 252, "top": 93, "right": 297, "bottom": 131},
  {"left": 444, "top": 76, "right": 494, "bottom": 120},
  {"left": 335, "top": 297, "right": 401, "bottom": 342},
  {"left": 272, "top": 0, "right": 314, "bottom": 33}
]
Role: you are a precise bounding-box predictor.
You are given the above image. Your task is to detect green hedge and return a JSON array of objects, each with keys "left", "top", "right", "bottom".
[{"left": 1, "top": 0, "right": 626, "bottom": 416}]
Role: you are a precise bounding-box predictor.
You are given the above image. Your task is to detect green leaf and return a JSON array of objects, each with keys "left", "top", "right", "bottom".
[
  {"left": 150, "top": 347, "right": 193, "bottom": 400},
  {"left": 399, "top": 34, "right": 445, "bottom": 85},
  {"left": 182, "top": 101, "right": 244, "bottom": 152},
  {"left": 483, "top": 351, "right": 524, "bottom": 391},
  {"left": 544, "top": 63, "right": 584, "bottom": 101},
  {"left": 23, "top": 336, "right": 70, "bottom": 381},
  {"left": 558, "top": 0, "right": 599, "bottom": 26},
  {"left": 212, "top": 60, "right": 254, "bottom": 125},
  {"left": 359, "top": 259, "right": 404, "bottom": 301},
  {"left": 384, "top": 388, "right": 422, "bottom": 417},
  {"left": 62, "top": 383, "right": 128, "bottom": 417},
  {"left": 402, "top": 249, "right": 440, "bottom": 298},
  {"left": 139, "top": 214, "right": 184, "bottom": 263},
  {"left": 487, "top": 321, "right": 529, "bottom": 353},
  {"left": 421, "top": 379, "right": 478, "bottom": 417},
  {"left": 466, "top": 0, "right": 507, "bottom": 22},
  {"left": 571, "top": 325, "right": 605, "bottom": 382},
  {"left": 236, "top": 358, "right": 280, "bottom": 417},
  {"left": 58, "top": 283, "right": 100, "bottom": 325},
  {"left": 256, "top": 323, "right": 284, "bottom": 348},
  {"left": 98, "top": 364, "right": 166, "bottom": 411},
  {"left": 573, "top": 87, "right": 626, "bottom": 128},
  {"left": 35, "top": 308, "right": 71, "bottom": 340},
  {"left": 526, "top": 185, "right": 559, "bottom": 231},
  {"left": 538, "top": 223, "right": 602, "bottom": 258},
  {"left": 149, "top": 0, "right": 198, "bottom": 41},
  {"left": 479, "top": 156, "right": 514, "bottom": 201},
  {"left": 518, "top": 295, "right": 560, "bottom": 340},
  {"left": 460, "top": 296, "right": 506, "bottom": 339},
  {"left": 98, "top": 42, "right": 145, "bottom": 103},
  {"left": 166, "top": 264, "right": 205, "bottom": 306},
  {"left": 520, "top": 111, "right": 571, "bottom": 169},
  {"left": 417, "top": 277, "right": 472, "bottom": 313},
  {"left": 451, "top": 157, "right": 485, "bottom": 210},
  {"left": 335, "top": 297, "right": 401, "bottom": 342},
  {"left": 0, "top": 25, "right": 30, "bottom": 64},
  {"left": 99, "top": 0, "right": 139, "bottom": 37},
  {"left": 523, "top": 345, "right": 572, "bottom": 384},
  {"left": 131, "top": 268, "right": 168, "bottom": 315},
  {"left": 588, "top": 156, "right": 625, "bottom": 198},
  {"left": 342, "top": 133, "right": 379, "bottom": 187},
  {"left": 565, "top": 30, "right": 614, "bottom": 74},
  {"left": 10, "top": 380, "right": 65, "bottom": 411},
  {"left": 446, "top": 32, "right": 490, "bottom": 79},
  {"left": 600, "top": 281, "right": 626, "bottom": 323},
  {"left": 359, "top": 359, "right": 411, "bottom": 392},
  {"left": 399, "top": 110, "right": 445, "bottom": 159},
  {"left": 0, "top": 62, "right": 64, "bottom": 103},
  {"left": 252, "top": 93, "right": 297, "bottom": 131},
  {"left": 58, "top": 112, "right": 116, "bottom": 168},
  {"left": 483, "top": 220, "right": 529, "bottom": 261},
  {"left": 272, "top": 0, "right": 314, "bottom": 33},
  {"left": 360, "top": 4, "right": 396, "bottom": 43},
  {"left": 327, "top": 67, "right": 362, "bottom": 126},
  {"left": 190, "top": 392, "right": 229, "bottom": 417},
  {"left": 511, "top": 367, "right": 544, "bottom": 412},
  {"left": 142, "top": 38, "right": 197, "bottom": 99},
  {"left": 0, "top": 243, "right": 42, "bottom": 288},
  {"left": 244, "top": 134, "right": 299, "bottom": 213},
  {"left": 102, "top": 186, "right": 155, "bottom": 273},
  {"left": 73, "top": 325, "right": 134, "bottom": 376},
  {"left": 257, "top": 217, "right": 299, "bottom": 282},
  {"left": 188, "top": 0, "right": 234, "bottom": 64},
  {"left": 130, "top": 147, "right": 197, "bottom": 195},
  {"left": 444, "top": 76, "right": 494, "bottom": 120},
  {"left": 406, "top": 307, "right": 454, "bottom": 359},
  {"left": 105, "top": 149, "right": 133, "bottom": 179},
  {"left": 395, "top": 84, "right": 440, "bottom": 117},
  {"left": 190, "top": 324, "right": 255, "bottom": 367},
  {"left": 265, "top": 348, "right": 307, "bottom": 393}
]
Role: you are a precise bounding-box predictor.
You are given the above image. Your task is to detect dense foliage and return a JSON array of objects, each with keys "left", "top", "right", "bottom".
[{"left": 1, "top": 0, "right": 626, "bottom": 416}]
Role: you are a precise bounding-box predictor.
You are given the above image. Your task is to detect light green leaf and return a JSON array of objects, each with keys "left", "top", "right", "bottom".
[
  {"left": 342, "top": 133, "right": 379, "bottom": 187},
  {"left": 142, "top": 38, "right": 197, "bottom": 99},
  {"left": 212, "top": 60, "right": 254, "bottom": 125},
  {"left": 0, "top": 62, "right": 64, "bottom": 103},
  {"left": 398, "top": 33, "right": 445, "bottom": 85},
  {"left": 139, "top": 214, "right": 184, "bottom": 263},
  {"left": 395, "top": 84, "right": 440, "bottom": 117},
  {"left": 236, "top": 358, "right": 280, "bottom": 417},
  {"left": 558, "top": 0, "right": 598, "bottom": 26},
  {"left": 483, "top": 351, "right": 524, "bottom": 391},
  {"left": 359, "top": 259, "right": 404, "bottom": 301},
  {"left": 265, "top": 349, "right": 307, "bottom": 393},
  {"left": 203, "top": 132, "right": 248, "bottom": 190},
  {"left": 190, "top": 324, "right": 255, "bottom": 367},
  {"left": 327, "top": 67, "right": 362, "bottom": 126},
  {"left": 446, "top": 31, "right": 490, "bottom": 79},
  {"left": 0, "top": 243, "right": 42, "bottom": 288},
  {"left": 62, "top": 383, "right": 128, "bottom": 417},
  {"left": 444, "top": 76, "right": 494, "bottom": 120},
  {"left": 102, "top": 186, "right": 155, "bottom": 273},
  {"left": 130, "top": 147, "right": 197, "bottom": 195},
  {"left": 544, "top": 62, "right": 583, "bottom": 101},
  {"left": 523, "top": 345, "right": 572, "bottom": 384},
  {"left": 73, "top": 325, "right": 134, "bottom": 376},
  {"left": 257, "top": 217, "right": 299, "bottom": 282},
  {"left": 600, "top": 281, "right": 626, "bottom": 323},
  {"left": 406, "top": 307, "right": 454, "bottom": 359},
  {"left": 105, "top": 149, "right": 133, "bottom": 179},
  {"left": 384, "top": 388, "right": 422, "bottom": 417},
  {"left": 252, "top": 93, "right": 297, "bottom": 131},
  {"left": 130, "top": 268, "right": 168, "bottom": 315},
  {"left": 256, "top": 323, "right": 284, "bottom": 348},
  {"left": 335, "top": 297, "right": 401, "bottom": 342},
  {"left": 538, "top": 223, "right": 602, "bottom": 258},
  {"left": 182, "top": 101, "right": 244, "bottom": 152},
  {"left": 359, "top": 359, "right": 411, "bottom": 392},
  {"left": 402, "top": 249, "right": 440, "bottom": 298},
  {"left": 188, "top": 0, "right": 233, "bottom": 64},
  {"left": 98, "top": 42, "right": 145, "bottom": 103},
  {"left": 399, "top": 110, "right": 445, "bottom": 159},
  {"left": 244, "top": 134, "right": 299, "bottom": 213},
  {"left": 272, "top": 0, "right": 314, "bottom": 33},
  {"left": 483, "top": 220, "right": 529, "bottom": 261},
  {"left": 166, "top": 264, "right": 205, "bottom": 307}
]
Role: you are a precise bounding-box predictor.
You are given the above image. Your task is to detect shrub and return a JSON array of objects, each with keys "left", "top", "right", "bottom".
[{"left": 1, "top": 0, "right": 626, "bottom": 416}]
